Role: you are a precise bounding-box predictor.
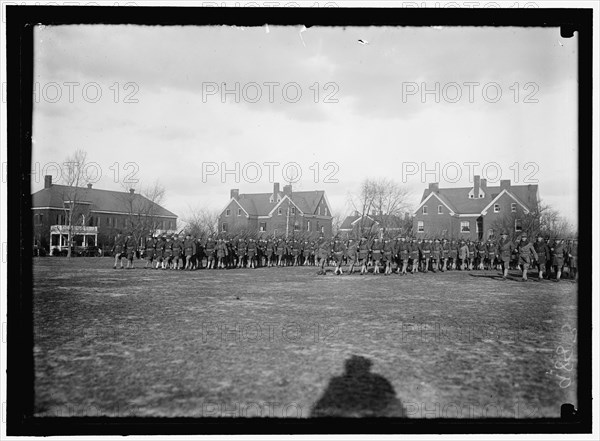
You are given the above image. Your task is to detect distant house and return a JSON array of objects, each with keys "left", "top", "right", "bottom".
[
  {"left": 412, "top": 175, "right": 539, "bottom": 241},
  {"left": 339, "top": 211, "right": 409, "bottom": 238},
  {"left": 32, "top": 175, "right": 178, "bottom": 253},
  {"left": 218, "top": 182, "right": 333, "bottom": 238}
]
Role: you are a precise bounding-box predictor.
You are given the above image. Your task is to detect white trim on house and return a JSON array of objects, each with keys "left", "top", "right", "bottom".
[
  {"left": 267, "top": 195, "right": 304, "bottom": 216},
  {"left": 219, "top": 198, "right": 249, "bottom": 217},
  {"left": 413, "top": 192, "right": 455, "bottom": 216},
  {"left": 480, "top": 189, "right": 530, "bottom": 216},
  {"left": 350, "top": 214, "right": 377, "bottom": 226}
]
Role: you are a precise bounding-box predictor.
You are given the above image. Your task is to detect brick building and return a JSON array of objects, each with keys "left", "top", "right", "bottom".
[
  {"left": 218, "top": 182, "right": 333, "bottom": 238},
  {"left": 339, "top": 211, "right": 409, "bottom": 238},
  {"left": 32, "top": 175, "right": 178, "bottom": 254},
  {"left": 412, "top": 176, "right": 539, "bottom": 241}
]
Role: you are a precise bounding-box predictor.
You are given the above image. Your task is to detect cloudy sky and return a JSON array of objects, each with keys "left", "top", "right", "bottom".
[{"left": 31, "top": 24, "right": 578, "bottom": 225}]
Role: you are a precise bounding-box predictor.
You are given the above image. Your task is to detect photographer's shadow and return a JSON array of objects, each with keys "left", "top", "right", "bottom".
[{"left": 311, "top": 355, "right": 407, "bottom": 418}]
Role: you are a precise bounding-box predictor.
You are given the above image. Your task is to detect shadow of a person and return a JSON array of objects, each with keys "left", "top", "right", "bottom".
[{"left": 311, "top": 355, "right": 407, "bottom": 418}]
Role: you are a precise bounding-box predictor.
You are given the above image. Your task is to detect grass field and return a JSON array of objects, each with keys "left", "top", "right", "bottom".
[{"left": 33, "top": 257, "right": 578, "bottom": 419}]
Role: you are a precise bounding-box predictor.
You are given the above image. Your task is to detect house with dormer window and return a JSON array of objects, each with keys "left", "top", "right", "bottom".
[
  {"left": 218, "top": 182, "right": 333, "bottom": 238},
  {"left": 412, "top": 175, "right": 539, "bottom": 241}
]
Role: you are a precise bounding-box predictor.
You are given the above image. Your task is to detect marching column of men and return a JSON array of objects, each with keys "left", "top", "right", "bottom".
[{"left": 110, "top": 231, "right": 578, "bottom": 282}]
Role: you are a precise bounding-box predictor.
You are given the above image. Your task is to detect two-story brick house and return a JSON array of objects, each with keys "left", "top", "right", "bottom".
[
  {"left": 33, "top": 175, "right": 178, "bottom": 253},
  {"left": 218, "top": 183, "right": 333, "bottom": 238},
  {"left": 412, "top": 176, "right": 539, "bottom": 241}
]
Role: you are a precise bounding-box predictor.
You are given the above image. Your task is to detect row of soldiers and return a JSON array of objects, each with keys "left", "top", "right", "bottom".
[{"left": 111, "top": 231, "right": 577, "bottom": 282}]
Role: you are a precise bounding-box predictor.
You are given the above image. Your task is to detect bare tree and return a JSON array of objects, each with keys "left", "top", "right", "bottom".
[
  {"left": 182, "top": 207, "right": 219, "bottom": 240},
  {"left": 348, "top": 178, "right": 412, "bottom": 239},
  {"left": 60, "top": 150, "right": 92, "bottom": 258}
]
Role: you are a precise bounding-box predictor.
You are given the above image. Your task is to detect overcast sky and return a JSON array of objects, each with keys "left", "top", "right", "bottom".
[{"left": 31, "top": 24, "right": 578, "bottom": 225}]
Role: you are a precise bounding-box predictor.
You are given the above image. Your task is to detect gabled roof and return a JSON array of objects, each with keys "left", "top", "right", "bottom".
[
  {"left": 32, "top": 185, "right": 178, "bottom": 218},
  {"left": 225, "top": 190, "right": 329, "bottom": 217},
  {"left": 415, "top": 183, "right": 538, "bottom": 216}
]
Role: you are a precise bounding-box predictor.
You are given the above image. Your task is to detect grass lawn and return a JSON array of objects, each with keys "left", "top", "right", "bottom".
[{"left": 33, "top": 257, "right": 578, "bottom": 418}]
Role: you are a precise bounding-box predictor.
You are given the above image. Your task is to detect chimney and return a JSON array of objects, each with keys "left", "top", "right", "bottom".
[
  {"left": 273, "top": 182, "right": 280, "bottom": 197},
  {"left": 473, "top": 175, "right": 480, "bottom": 197},
  {"left": 230, "top": 189, "right": 239, "bottom": 200},
  {"left": 87, "top": 183, "right": 92, "bottom": 189},
  {"left": 428, "top": 182, "right": 439, "bottom": 192},
  {"left": 129, "top": 188, "right": 135, "bottom": 194},
  {"left": 500, "top": 179, "right": 511, "bottom": 190},
  {"left": 480, "top": 178, "right": 487, "bottom": 191},
  {"left": 283, "top": 184, "right": 292, "bottom": 196},
  {"left": 44, "top": 175, "right": 52, "bottom": 188}
]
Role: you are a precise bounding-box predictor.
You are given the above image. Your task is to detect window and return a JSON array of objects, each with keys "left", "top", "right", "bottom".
[
  {"left": 321, "top": 226, "right": 325, "bottom": 233},
  {"left": 438, "top": 205, "right": 443, "bottom": 214},
  {"left": 461, "top": 221, "right": 470, "bottom": 233},
  {"left": 511, "top": 203, "right": 516, "bottom": 213},
  {"left": 417, "top": 221, "right": 424, "bottom": 233},
  {"left": 488, "top": 228, "right": 494, "bottom": 239},
  {"left": 469, "top": 194, "right": 474, "bottom": 199},
  {"left": 479, "top": 194, "right": 484, "bottom": 198},
  {"left": 222, "top": 223, "right": 228, "bottom": 232},
  {"left": 307, "top": 220, "right": 311, "bottom": 231},
  {"left": 494, "top": 204, "right": 500, "bottom": 213},
  {"left": 294, "top": 222, "right": 300, "bottom": 231},
  {"left": 237, "top": 208, "right": 242, "bottom": 216},
  {"left": 226, "top": 209, "right": 231, "bottom": 216},
  {"left": 515, "top": 219, "right": 522, "bottom": 232},
  {"left": 422, "top": 205, "right": 428, "bottom": 215},
  {"left": 291, "top": 207, "right": 296, "bottom": 215},
  {"left": 324, "top": 207, "right": 328, "bottom": 216},
  {"left": 278, "top": 208, "right": 282, "bottom": 216},
  {"left": 259, "top": 222, "right": 266, "bottom": 232},
  {"left": 318, "top": 207, "right": 321, "bottom": 215}
]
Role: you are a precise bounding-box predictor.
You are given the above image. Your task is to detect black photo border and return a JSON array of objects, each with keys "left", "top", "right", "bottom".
[{"left": 6, "top": 5, "right": 593, "bottom": 436}]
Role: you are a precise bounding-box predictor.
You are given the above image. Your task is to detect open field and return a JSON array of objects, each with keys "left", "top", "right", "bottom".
[{"left": 33, "top": 257, "right": 578, "bottom": 419}]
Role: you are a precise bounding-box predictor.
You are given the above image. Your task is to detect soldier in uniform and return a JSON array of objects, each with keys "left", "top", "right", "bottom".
[
  {"left": 163, "top": 235, "right": 173, "bottom": 269},
  {"left": 172, "top": 234, "right": 184, "bottom": 270},
  {"left": 183, "top": 233, "right": 197, "bottom": 270},
  {"left": 154, "top": 235, "right": 165, "bottom": 269},
  {"left": 247, "top": 238, "right": 257, "bottom": 269},
  {"left": 449, "top": 240, "right": 458, "bottom": 270},
  {"left": 144, "top": 234, "right": 156, "bottom": 269},
  {"left": 346, "top": 238, "right": 358, "bottom": 275},
  {"left": 431, "top": 238, "right": 442, "bottom": 273},
  {"left": 409, "top": 238, "right": 420, "bottom": 274},
  {"left": 420, "top": 239, "right": 432, "bottom": 273},
  {"left": 357, "top": 236, "right": 370, "bottom": 275},
  {"left": 476, "top": 240, "right": 486, "bottom": 270},
  {"left": 497, "top": 231, "right": 515, "bottom": 279},
  {"left": 112, "top": 231, "right": 125, "bottom": 269},
  {"left": 458, "top": 240, "right": 469, "bottom": 271},
  {"left": 466, "top": 239, "right": 476, "bottom": 270},
  {"left": 317, "top": 236, "right": 332, "bottom": 274},
  {"left": 440, "top": 238, "right": 450, "bottom": 272},
  {"left": 567, "top": 239, "right": 578, "bottom": 281},
  {"left": 382, "top": 238, "right": 395, "bottom": 275},
  {"left": 533, "top": 234, "right": 551, "bottom": 280},
  {"left": 332, "top": 237, "right": 346, "bottom": 275},
  {"left": 237, "top": 237, "right": 247, "bottom": 268},
  {"left": 292, "top": 238, "right": 301, "bottom": 266},
  {"left": 485, "top": 238, "right": 497, "bottom": 271},
  {"left": 516, "top": 234, "right": 538, "bottom": 281},
  {"left": 370, "top": 237, "right": 383, "bottom": 274},
  {"left": 215, "top": 238, "right": 227, "bottom": 269},
  {"left": 551, "top": 238, "right": 566, "bottom": 282},
  {"left": 125, "top": 232, "right": 137, "bottom": 269},
  {"left": 204, "top": 234, "right": 216, "bottom": 269},
  {"left": 397, "top": 237, "right": 409, "bottom": 275}
]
